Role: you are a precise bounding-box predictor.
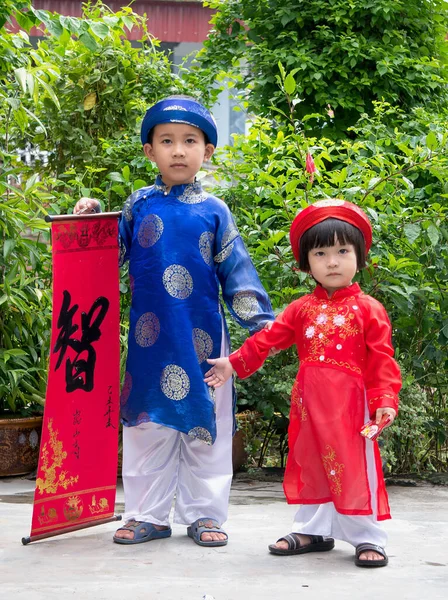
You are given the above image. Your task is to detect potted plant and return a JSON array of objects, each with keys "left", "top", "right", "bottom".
[{"left": 0, "top": 179, "right": 52, "bottom": 475}]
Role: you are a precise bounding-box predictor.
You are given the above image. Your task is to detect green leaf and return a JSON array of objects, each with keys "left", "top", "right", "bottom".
[
  {"left": 109, "top": 172, "right": 125, "bottom": 183},
  {"left": 59, "top": 16, "right": 81, "bottom": 33},
  {"left": 45, "top": 18, "right": 64, "bottom": 38},
  {"left": 34, "top": 75, "right": 61, "bottom": 110},
  {"left": 122, "top": 165, "right": 131, "bottom": 183},
  {"left": 284, "top": 73, "right": 296, "bottom": 95},
  {"left": 3, "top": 239, "right": 15, "bottom": 259},
  {"left": 14, "top": 67, "right": 28, "bottom": 93},
  {"left": 90, "top": 22, "right": 110, "bottom": 40},
  {"left": 121, "top": 16, "right": 134, "bottom": 32},
  {"left": 79, "top": 32, "right": 99, "bottom": 52},
  {"left": 427, "top": 224, "right": 439, "bottom": 246},
  {"left": 402, "top": 177, "right": 414, "bottom": 191},
  {"left": 277, "top": 62, "right": 286, "bottom": 80},
  {"left": 15, "top": 11, "right": 35, "bottom": 32},
  {"left": 367, "top": 177, "right": 382, "bottom": 189},
  {"left": 403, "top": 223, "right": 421, "bottom": 244},
  {"left": 425, "top": 131, "right": 437, "bottom": 151},
  {"left": 132, "top": 179, "right": 147, "bottom": 191}
]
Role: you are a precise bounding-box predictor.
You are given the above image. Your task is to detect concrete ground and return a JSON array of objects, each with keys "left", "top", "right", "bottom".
[{"left": 0, "top": 475, "right": 447, "bottom": 600}]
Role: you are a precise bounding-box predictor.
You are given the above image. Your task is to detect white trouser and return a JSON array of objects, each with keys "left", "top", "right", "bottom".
[
  {"left": 121, "top": 326, "right": 233, "bottom": 527},
  {"left": 291, "top": 401, "right": 388, "bottom": 548}
]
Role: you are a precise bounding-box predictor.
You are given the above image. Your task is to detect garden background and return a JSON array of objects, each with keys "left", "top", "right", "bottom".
[{"left": 1, "top": 0, "right": 447, "bottom": 476}]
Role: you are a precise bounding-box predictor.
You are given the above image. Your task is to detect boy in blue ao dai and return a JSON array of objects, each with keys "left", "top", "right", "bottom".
[{"left": 75, "top": 96, "right": 274, "bottom": 546}]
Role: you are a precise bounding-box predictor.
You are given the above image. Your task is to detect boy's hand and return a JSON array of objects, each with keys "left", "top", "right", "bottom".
[
  {"left": 73, "top": 197, "right": 100, "bottom": 215},
  {"left": 375, "top": 407, "right": 396, "bottom": 427},
  {"left": 204, "top": 358, "right": 234, "bottom": 388}
]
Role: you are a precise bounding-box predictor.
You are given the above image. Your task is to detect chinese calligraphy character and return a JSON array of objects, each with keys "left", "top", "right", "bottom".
[
  {"left": 53, "top": 290, "right": 110, "bottom": 392},
  {"left": 72, "top": 406, "right": 82, "bottom": 459},
  {"left": 104, "top": 385, "right": 115, "bottom": 429}
]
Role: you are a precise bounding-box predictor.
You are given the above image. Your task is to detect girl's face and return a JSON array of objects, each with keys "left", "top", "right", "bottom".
[{"left": 307, "top": 239, "right": 358, "bottom": 296}]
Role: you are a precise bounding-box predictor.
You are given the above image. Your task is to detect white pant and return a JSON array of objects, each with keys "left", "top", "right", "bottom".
[
  {"left": 121, "top": 327, "right": 233, "bottom": 527},
  {"left": 291, "top": 401, "right": 388, "bottom": 548}
]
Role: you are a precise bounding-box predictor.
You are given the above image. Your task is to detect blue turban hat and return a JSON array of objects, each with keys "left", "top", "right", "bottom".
[{"left": 140, "top": 96, "right": 218, "bottom": 147}]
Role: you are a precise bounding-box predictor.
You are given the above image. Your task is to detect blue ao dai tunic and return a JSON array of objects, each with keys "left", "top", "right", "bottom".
[{"left": 118, "top": 176, "right": 274, "bottom": 444}]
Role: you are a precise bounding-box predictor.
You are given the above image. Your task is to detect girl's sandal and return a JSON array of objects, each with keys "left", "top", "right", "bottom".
[{"left": 355, "top": 543, "right": 388, "bottom": 567}]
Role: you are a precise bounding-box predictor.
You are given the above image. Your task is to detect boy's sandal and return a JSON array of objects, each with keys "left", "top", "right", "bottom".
[
  {"left": 268, "top": 533, "right": 335, "bottom": 556},
  {"left": 113, "top": 520, "right": 172, "bottom": 545},
  {"left": 187, "top": 517, "right": 228, "bottom": 547},
  {"left": 355, "top": 543, "right": 388, "bottom": 567}
]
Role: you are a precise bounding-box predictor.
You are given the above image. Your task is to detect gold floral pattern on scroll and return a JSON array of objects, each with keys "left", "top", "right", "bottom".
[{"left": 36, "top": 419, "right": 79, "bottom": 495}]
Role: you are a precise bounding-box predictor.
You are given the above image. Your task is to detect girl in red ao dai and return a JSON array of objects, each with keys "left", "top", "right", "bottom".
[{"left": 205, "top": 199, "right": 401, "bottom": 567}]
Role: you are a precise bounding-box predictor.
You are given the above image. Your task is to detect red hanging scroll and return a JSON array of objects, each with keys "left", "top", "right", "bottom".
[{"left": 23, "top": 213, "right": 122, "bottom": 544}]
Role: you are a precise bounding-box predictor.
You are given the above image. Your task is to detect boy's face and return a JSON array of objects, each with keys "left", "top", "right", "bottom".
[
  {"left": 307, "top": 238, "right": 357, "bottom": 297},
  {"left": 143, "top": 123, "right": 214, "bottom": 189}
]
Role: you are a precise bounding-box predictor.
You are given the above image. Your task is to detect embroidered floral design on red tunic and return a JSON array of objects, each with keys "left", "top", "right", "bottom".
[
  {"left": 321, "top": 445, "right": 344, "bottom": 496},
  {"left": 236, "top": 349, "right": 250, "bottom": 373},
  {"left": 291, "top": 380, "right": 307, "bottom": 421},
  {"left": 299, "top": 296, "right": 362, "bottom": 374},
  {"left": 369, "top": 393, "right": 396, "bottom": 406}
]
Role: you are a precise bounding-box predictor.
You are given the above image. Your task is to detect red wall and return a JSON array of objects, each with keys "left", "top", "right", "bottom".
[{"left": 9, "top": 1, "right": 214, "bottom": 43}]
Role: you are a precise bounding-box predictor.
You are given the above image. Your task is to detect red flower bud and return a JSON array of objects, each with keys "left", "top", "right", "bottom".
[
  {"left": 305, "top": 153, "right": 316, "bottom": 174},
  {"left": 305, "top": 153, "right": 316, "bottom": 183}
]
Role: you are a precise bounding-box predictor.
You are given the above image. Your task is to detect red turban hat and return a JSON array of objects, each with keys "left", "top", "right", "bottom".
[{"left": 289, "top": 199, "right": 372, "bottom": 262}]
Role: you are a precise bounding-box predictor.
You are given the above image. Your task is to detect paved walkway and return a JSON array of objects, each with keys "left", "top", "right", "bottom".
[{"left": 0, "top": 475, "right": 447, "bottom": 599}]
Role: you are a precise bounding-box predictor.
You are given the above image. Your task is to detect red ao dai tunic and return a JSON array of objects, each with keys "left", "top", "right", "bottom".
[{"left": 229, "top": 283, "right": 402, "bottom": 520}]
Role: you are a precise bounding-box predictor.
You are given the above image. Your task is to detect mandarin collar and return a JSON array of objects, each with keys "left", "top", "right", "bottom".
[
  {"left": 154, "top": 174, "right": 203, "bottom": 196},
  {"left": 313, "top": 282, "right": 362, "bottom": 301}
]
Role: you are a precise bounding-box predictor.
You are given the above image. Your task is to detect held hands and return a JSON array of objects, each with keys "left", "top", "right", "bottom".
[
  {"left": 375, "top": 407, "right": 397, "bottom": 427},
  {"left": 204, "top": 358, "right": 234, "bottom": 388},
  {"left": 73, "top": 197, "right": 100, "bottom": 215}
]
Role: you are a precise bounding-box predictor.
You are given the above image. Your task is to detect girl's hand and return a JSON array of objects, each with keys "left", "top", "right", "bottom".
[
  {"left": 264, "top": 320, "right": 280, "bottom": 357},
  {"left": 73, "top": 197, "right": 100, "bottom": 215},
  {"left": 204, "top": 358, "right": 234, "bottom": 388},
  {"left": 375, "top": 407, "right": 397, "bottom": 427}
]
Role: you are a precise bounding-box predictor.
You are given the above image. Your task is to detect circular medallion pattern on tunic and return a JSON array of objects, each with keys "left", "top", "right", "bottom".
[
  {"left": 137, "top": 214, "right": 164, "bottom": 248},
  {"left": 199, "top": 231, "right": 214, "bottom": 266},
  {"left": 120, "top": 371, "right": 132, "bottom": 407},
  {"left": 222, "top": 223, "right": 239, "bottom": 247},
  {"left": 232, "top": 291, "right": 261, "bottom": 321},
  {"left": 161, "top": 364, "right": 190, "bottom": 400},
  {"left": 163, "top": 264, "right": 193, "bottom": 299},
  {"left": 208, "top": 386, "right": 216, "bottom": 411},
  {"left": 123, "top": 198, "right": 133, "bottom": 222},
  {"left": 192, "top": 328, "right": 213, "bottom": 363},
  {"left": 135, "top": 312, "right": 160, "bottom": 347},
  {"left": 119, "top": 242, "right": 126, "bottom": 267},
  {"left": 214, "top": 242, "right": 235, "bottom": 263},
  {"left": 178, "top": 186, "right": 208, "bottom": 204},
  {"left": 188, "top": 427, "right": 213, "bottom": 445}
]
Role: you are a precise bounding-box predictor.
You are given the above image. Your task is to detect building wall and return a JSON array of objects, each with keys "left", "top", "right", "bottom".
[{"left": 10, "top": 1, "right": 244, "bottom": 146}]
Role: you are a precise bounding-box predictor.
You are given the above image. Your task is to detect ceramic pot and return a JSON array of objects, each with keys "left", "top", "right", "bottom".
[{"left": 0, "top": 416, "right": 43, "bottom": 476}]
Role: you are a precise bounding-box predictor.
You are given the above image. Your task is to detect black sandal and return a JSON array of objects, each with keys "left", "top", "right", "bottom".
[
  {"left": 355, "top": 543, "right": 388, "bottom": 567},
  {"left": 268, "top": 533, "right": 335, "bottom": 556}
]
